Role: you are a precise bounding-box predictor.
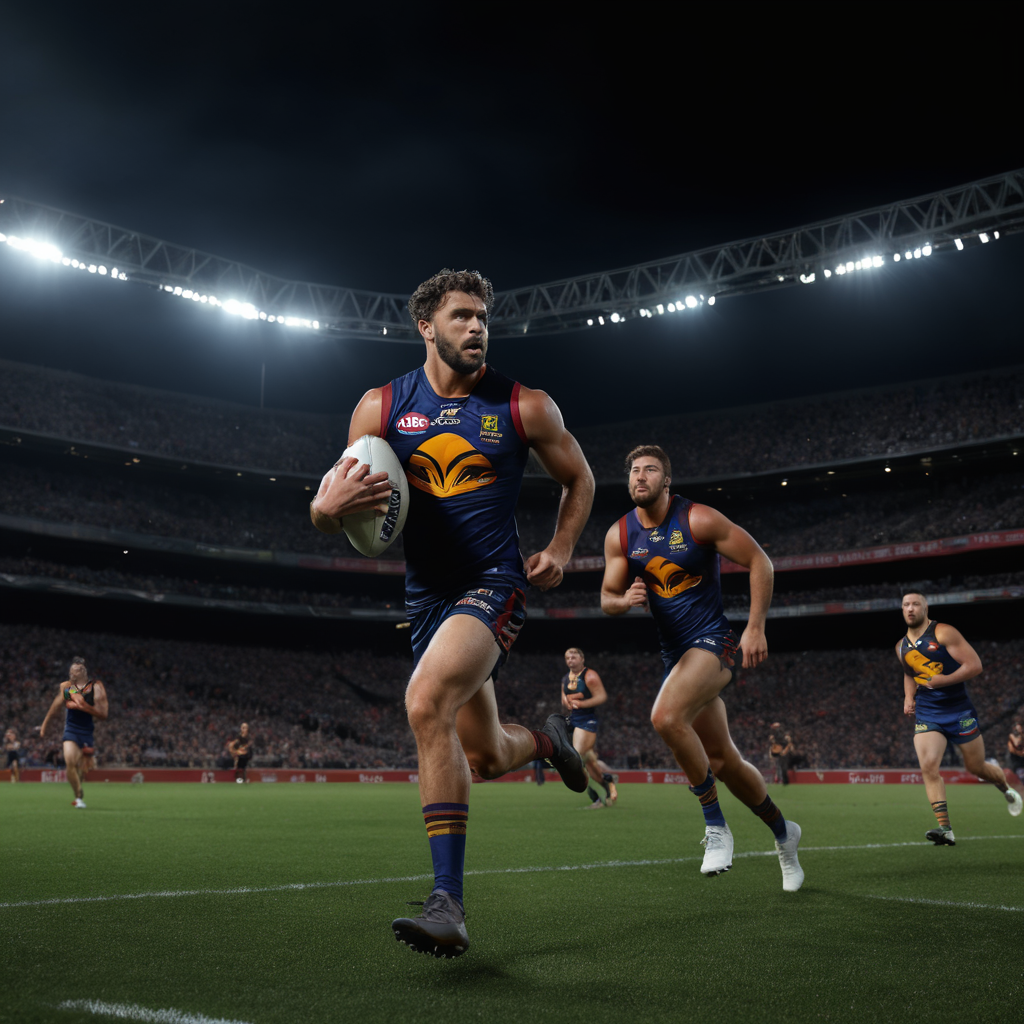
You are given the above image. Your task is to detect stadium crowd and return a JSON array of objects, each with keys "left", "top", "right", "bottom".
[
  {"left": 3, "top": 624, "right": 1022, "bottom": 775},
  {"left": 2, "top": 460, "right": 1022, "bottom": 562},
  {"left": 1, "top": 359, "right": 1021, "bottom": 481}
]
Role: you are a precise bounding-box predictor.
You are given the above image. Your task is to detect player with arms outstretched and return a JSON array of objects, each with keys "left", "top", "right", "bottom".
[
  {"left": 39, "top": 657, "right": 108, "bottom": 808},
  {"left": 601, "top": 445, "right": 803, "bottom": 891},
  {"left": 311, "top": 269, "right": 594, "bottom": 957},
  {"left": 898, "top": 592, "right": 1022, "bottom": 844},
  {"left": 561, "top": 647, "right": 618, "bottom": 807}
]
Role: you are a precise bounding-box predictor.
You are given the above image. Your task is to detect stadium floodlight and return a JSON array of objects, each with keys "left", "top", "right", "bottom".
[
  {"left": 913, "top": 248, "right": 921, "bottom": 259},
  {"left": 685, "top": 295, "right": 698, "bottom": 308},
  {"left": 922, "top": 245, "right": 932, "bottom": 257},
  {"left": 954, "top": 238, "right": 964, "bottom": 250},
  {"left": 657, "top": 304, "right": 664, "bottom": 314},
  {"left": 707, "top": 296, "right": 715, "bottom": 305},
  {"left": 610, "top": 312, "right": 621, "bottom": 323},
  {"left": 872, "top": 255, "right": 883, "bottom": 267},
  {"left": 799, "top": 272, "right": 815, "bottom": 284},
  {"left": 3, "top": 168, "right": 1023, "bottom": 342}
]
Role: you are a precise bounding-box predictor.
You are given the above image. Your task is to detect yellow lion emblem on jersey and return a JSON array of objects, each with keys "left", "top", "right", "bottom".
[{"left": 407, "top": 433, "right": 497, "bottom": 497}]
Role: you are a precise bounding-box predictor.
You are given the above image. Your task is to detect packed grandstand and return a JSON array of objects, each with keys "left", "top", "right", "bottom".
[{"left": 1, "top": 360, "right": 1022, "bottom": 774}]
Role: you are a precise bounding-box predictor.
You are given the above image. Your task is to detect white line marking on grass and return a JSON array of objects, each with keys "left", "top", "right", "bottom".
[
  {"left": 865, "top": 895, "right": 1023, "bottom": 913},
  {"left": 57, "top": 1000, "right": 253, "bottom": 1024},
  {"left": 2, "top": 834, "right": 1019, "bottom": 911}
]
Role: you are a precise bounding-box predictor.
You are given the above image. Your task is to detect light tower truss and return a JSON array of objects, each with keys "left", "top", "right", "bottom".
[{"left": 1, "top": 169, "right": 1022, "bottom": 342}]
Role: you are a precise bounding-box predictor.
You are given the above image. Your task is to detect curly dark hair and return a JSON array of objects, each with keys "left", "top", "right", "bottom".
[
  {"left": 407, "top": 269, "right": 494, "bottom": 325},
  {"left": 624, "top": 444, "right": 672, "bottom": 478}
]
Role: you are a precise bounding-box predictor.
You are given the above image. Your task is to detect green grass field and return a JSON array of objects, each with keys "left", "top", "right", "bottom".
[{"left": 1, "top": 781, "right": 1021, "bottom": 1024}]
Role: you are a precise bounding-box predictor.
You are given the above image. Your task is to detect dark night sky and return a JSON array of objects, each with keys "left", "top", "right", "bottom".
[{"left": 1, "top": 6, "right": 1021, "bottom": 426}]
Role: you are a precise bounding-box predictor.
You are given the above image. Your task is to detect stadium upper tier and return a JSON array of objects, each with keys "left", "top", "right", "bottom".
[{"left": 1, "top": 359, "right": 1021, "bottom": 483}]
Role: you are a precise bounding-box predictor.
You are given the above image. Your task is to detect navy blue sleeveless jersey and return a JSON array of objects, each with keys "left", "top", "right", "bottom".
[
  {"left": 563, "top": 668, "right": 599, "bottom": 729},
  {"left": 380, "top": 365, "right": 530, "bottom": 604},
  {"left": 618, "top": 495, "right": 731, "bottom": 656},
  {"left": 562, "top": 669, "right": 594, "bottom": 703},
  {"left": 64, "top": 682, "right": 96, "bottom": 740},
  {"left": 899, "top": 621, "right": 973, "bottom": 718}
]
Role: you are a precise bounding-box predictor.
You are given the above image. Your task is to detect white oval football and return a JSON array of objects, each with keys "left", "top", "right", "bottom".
[{"left": 339, "top": 434, "right": 409, "bottom": 557}]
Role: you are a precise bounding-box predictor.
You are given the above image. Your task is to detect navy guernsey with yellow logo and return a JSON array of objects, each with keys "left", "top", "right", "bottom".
[
  {"left": 381, "top": 365, "right": 530, "bottom": 606},
  {"left": 899, "top": 621, "right": 974, "bottom": 721},
  {"left": 618, "top": 495, "right": 733, "bottom": 668}
]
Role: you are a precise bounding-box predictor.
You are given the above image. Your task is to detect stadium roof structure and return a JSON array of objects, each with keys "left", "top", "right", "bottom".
[{"left": 2, "top": 169, "right": 1022, "bottom": 342}]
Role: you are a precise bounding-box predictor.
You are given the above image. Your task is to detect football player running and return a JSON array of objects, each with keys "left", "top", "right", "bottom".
[
  {"left": 898, "top": 592, "right": 1022, "bottom": 844},
  {"left": 601, "top": 445, "right": 803, "bottom": 891}
]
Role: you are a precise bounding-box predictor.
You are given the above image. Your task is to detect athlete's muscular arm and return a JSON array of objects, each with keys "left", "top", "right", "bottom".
[
  {"left": 309, "top": 388, "right": 392, "bottom": 533},
  {"left": 920, "top": 624, "right": 983, "bottom": 688},
  {"left": 38, "top": 687, "right": 66, "bottom": 737},
  {"left": 518, "top": 386, "right": 595, "bottom": 591},
  {"left": 600, "top": 524, "right": 649, "bottom": 615},
  {"left": 66, "top": 682, "right": 108, "bottom": 721},
  {"left": 689, "top": 504, "right": 773, "bottom": 669},
  {"left": 899, "top": 643, "right": 917, "bottom": 715}
]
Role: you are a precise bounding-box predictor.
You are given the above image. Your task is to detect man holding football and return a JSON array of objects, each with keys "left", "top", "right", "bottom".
[{"left": 311, "top": 268, "right": 594, "bottom": 958}]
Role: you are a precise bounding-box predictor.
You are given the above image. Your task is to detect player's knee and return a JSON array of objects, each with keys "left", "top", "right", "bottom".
[{"left": 650, "top": 704, "right": 681, "bottom": 741}]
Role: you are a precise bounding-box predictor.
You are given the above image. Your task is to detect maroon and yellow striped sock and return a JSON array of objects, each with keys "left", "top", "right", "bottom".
[
  {"left": 930, "top": 801, "right": 950, "bottom": 829},
  {"left": 750, "top": 795, "right": 788, "bottom": 841},
  {"left": 422, "top": 803, "right": 468, "bottom": 904},
  {"left": 689, "top": 770, "right": 726, "bottom": 827}
]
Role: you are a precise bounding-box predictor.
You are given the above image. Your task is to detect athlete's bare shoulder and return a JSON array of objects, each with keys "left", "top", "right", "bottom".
[{"left": 349, "top": 388, "right": 384, "bottom": 444}]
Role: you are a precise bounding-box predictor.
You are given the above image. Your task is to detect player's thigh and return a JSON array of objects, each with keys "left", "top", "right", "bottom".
[
  {"left": 408, "top": 613, "right": 502, "bottom": 720},
  {"left": 62, "top": 740, "right": 81, "bottom": 769},
  {"left": 652, "top": 648, "right": 732, "bottom": 728},
  {"left": 913, "top": 729, "right": 947, "bottom": 771},
  {"left": 573, "top": 728, "right": 597, "bottom": 756},
  {"left": 956, "top": 734, "right": 988, "bottom": 773}
]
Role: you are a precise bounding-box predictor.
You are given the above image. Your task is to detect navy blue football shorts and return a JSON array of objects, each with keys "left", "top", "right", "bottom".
[
  {"left": 62, "top": 726, "right": 95, "bottom": 753},
  {"left": 661, "top": 629, "right": 740, "bottom": 678},
  {"left": 409, "top": 574, "right": 527, "bottom": 675},
  {"left": 568, "top": 713, "right": 599, "bottom": 734},
  {"left": 914, "top": 705, "right": 981, "bottom": 745}
]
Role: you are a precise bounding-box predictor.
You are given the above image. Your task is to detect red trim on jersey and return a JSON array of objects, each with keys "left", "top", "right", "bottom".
[
  {"left": 379, "top": 382, "right": 393, "bottom": 438},
  {"left": 510, "top": 381, "right": 528, "bottom": 443},
  {"left": 618, "top": 515, "right": 629, "bottom": 557}
]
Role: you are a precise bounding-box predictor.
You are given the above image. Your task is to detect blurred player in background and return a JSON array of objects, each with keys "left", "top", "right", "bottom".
[
  {"left": 4, "top": 728, "right": 20, "bottom": 783},
  {"left": 899, "top": 592, "right": 1023, "bottom": 844},
  {"left": 228, "top": 722, "right": 253, "bottom": 783},
  {"left": 561, "top": 647, "right": 618, "bottom": 807},
  {"left": 601, "top": 445, "right": 803, "bottom": 891},
  {"left": 311, "top": 269, "right": 593, "bottom": 958},
  {"left": 1008, "top": 721, "right": 1024, "bottom": 792},
  {"left": 38, "top": 657, "right": 108, "bottom": 808}
]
